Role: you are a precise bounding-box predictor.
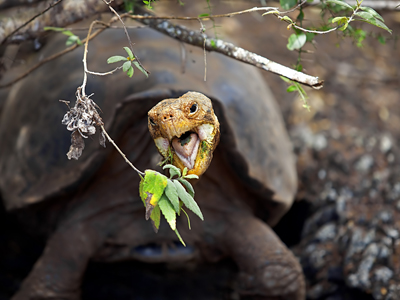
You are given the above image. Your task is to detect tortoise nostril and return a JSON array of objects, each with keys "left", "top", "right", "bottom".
[
  {"left": 164, "top": 117, "right": 167, "bottom": 120},
  {"left": 170, "top": 115, "right": 173, "bottom": 118}
]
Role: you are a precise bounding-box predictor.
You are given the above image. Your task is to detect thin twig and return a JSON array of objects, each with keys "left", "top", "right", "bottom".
[
  {"left": 78, "top": 5, "right": 144, "bottom": 177},
  {"left": 60, "top": 25, "right": 148, "bottom": 31},
  {"left": 198, "top": 18, "right": 207, "bottom": 82},
  {"left": 101, "top": 125, "right": 145, "bottom": 176},
  {"left": 81, "top": 20, "right": 94, "bottom": 96},
  {"left": 0, "top": 18, "right": 115, "bottom": 89},
  {"left": 292, "top": 23, "right": 339, "bottom": 34},
  {"left": 103, "top": 0, "right": 149, "bottom": 75},
  {"left": 1, "top": 0, "right": 63, "bottom": 45},
  {"left": 86, "top": 66, "right": 123, "bottom": 76},
  {"left": 179, "top": 42, "right": 186, "bottom": 74},
  {"left": 128, "top": 6, "right": 279, "bottom": 21}
]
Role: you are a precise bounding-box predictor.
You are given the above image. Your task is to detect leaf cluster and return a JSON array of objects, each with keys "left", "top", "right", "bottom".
[
  {"left": 139, "top": 164, "right": 202, "bottom": 246},
  {"left": 276, "top": 0, "right": 392, "bottom": 110},
  {"left": 107, "top": 47, "right": 148, "bottom": 78},
  {"left": 281, "top": 76, "right": 310, "bottom": 111},
  {"left": 44, "top": 27, "right": 82, "bottom": 46},
  {"left": 328, "top": 0, "right": 391, "bottom": 33}
]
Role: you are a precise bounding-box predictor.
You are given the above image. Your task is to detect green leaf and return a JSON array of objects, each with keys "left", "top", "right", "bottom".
[
  {"left": 107, "top": 56, "right": 128, "bottom": 64},
  {"left": 122, "top": 61, "right": 131, "bottom": 72},
  {"left": 61, "top": 30, "right": 75, "bottom": 37},
  {"left": 173, "top": 180, "right": 203, "bottom": 220},
  {"left": 132, "top": 61, "right": 149, "bottom": 78},
  {"left": 377, "top": 35, "right": 386, "bottom": 45},
  {"left": 287, "top": 33, "right": 307, "bottom": 51},
  {"left": 126, "top": 66, "right": 134, "bottom": 78},
  {"left": 123, "top": 46, "right": 134, "bottom": 59},
  {"left": 44, "top": 26, "right": 65, "bottom": 32},
  {"left": 287, "top": 85, "right": 297, "bottom": 92},
  {"left": 198, "top": 13, "right": 210, "bottom": 17},
  {"left": 149, "top": 204, "right": 160, "bottom": 232},
  {"left": 163, "top": 164, "right": 181, "bottom": 178},
  {"left": 262, "top": 10, "right": 280, "bottom": 16},
  {"left": 353, "top": 29, "right": 366, "bottom": 47},
  {"left": 297, "top": 10, "right": 304, "bottom": 22},
  {"left": 174, "top": 228, "right": 186, "bottom": 246},
  {"left": 182, "top": 167, "right": 188, "bottom": 177},
  {"left": 158, "top": 194, "right": 176, "bottom": 230},
  {"left": 280, "top": 0, "right": 297, "bottom": 10},
  {"left": 165, "top": 179, "right": 180, "bottom": 212},
  {"left": 332, "top": 16, "right": 347, "bottom": 23},
  {"left": 280, "top": 16, "right": 293, "bottom": 23},
  {"left": 359, "top": 6, "right": 384, "bottom": 22},
  {"left": 305, "top": 32, "right": 316, "bottom": 42},
  {"left": 124, "top": 0, "right": 134, "bottom": 12},
  {"left": 139, "top": 170, "right": 168, "bottom": 219},
  {"left": 355, "top": 12, "right": 392, "bottom": 33},
  {"left": 332, "top": 16, "right": 349, "bottom": 31},
  {"left": 296, "top": 64, "right": 303, "bottom": 72},
  {"left": 183, "top": 174, "right": 199, "bottom": 180},
  {"left": 178, "top": 178, "right": 195, "bottom": 198},
  {"left": 65, "top": 35, "right": 79, "bottom": 46},
  {"left": 325, "top": 0, "right": 353, "bottom": 10}
]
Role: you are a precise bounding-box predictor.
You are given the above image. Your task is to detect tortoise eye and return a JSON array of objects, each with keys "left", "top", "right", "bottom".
[
  {"left": 190, "top": 103, "right": 198, "bottom": 114},
  {"left": 149, "top": 117, "right": 156, "bottom": 126}
]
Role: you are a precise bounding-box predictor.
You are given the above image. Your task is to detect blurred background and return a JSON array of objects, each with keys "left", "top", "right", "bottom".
[{"left": 0, "top": 0, "right": 399, "bottom": 299}]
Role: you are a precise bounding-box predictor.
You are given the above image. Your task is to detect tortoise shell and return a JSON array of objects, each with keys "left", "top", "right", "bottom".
[{"left": 0, "top": 27, "right": 296, "bottom": 226}]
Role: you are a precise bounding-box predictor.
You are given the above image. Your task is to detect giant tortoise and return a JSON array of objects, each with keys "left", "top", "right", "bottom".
[{"left": 0, "top": 24, "right": 304, "bottom": 299}]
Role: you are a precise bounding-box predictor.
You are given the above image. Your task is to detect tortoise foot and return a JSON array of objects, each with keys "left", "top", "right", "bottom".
[
  {"left": 12, "top": 223, "right": 104, "bottom": 300},
  {"left": 218, "top": 214, "right": 305, "bottom": 300},
  {"left": 238, "top": 262, "right": 305, "bottom": 300}
]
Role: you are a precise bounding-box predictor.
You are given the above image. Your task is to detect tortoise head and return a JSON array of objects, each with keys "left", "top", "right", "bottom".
[{"left": 148, "top": 92, "right": 220, "bottom": 176}]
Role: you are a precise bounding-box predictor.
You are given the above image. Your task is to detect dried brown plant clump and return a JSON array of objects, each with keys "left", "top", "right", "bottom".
[{"left": 61, "top": 87, "right": 105, "bottom": 160}]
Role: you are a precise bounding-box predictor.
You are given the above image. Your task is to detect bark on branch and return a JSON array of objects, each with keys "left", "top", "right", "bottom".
[
  {"left": 136, "top": 17, "right": 324, "bottom": 89},
  {"left": 0, "top": 0, "right": 123, "bottom": 45}
]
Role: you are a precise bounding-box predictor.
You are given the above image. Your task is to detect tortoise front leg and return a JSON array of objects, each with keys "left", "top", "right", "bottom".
[
  {"left": 221, "top": 214, "right": 305, "bottom": 300},
  {"left": 12, "top": 222, "right": 104, "bottom": 300}
]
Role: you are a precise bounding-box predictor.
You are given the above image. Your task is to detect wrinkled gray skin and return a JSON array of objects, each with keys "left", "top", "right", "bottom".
[{"left": 0, "top": 27, "right": 304, "bottom": 300}]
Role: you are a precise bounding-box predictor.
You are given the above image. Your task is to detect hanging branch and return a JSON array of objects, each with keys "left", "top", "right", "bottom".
[
  {"left": 0, "top": 0, "right": 122, "bottom": 45},
  {"left": 1, "top": 2, "right": 324, "bottom": 89},
  {"left": 136, "top": 17, "right": 324, "bottom": 89}
]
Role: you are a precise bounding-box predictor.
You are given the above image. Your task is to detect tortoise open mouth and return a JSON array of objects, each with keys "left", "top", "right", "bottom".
[
  {"left": 171, "top": 131, "right": 200, "bottom": 170},
  {"left": 154, "top": 123, "right": 215, "bottom": 172}
]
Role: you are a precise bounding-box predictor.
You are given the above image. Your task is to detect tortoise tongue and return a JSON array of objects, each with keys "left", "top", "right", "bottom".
[{"left": 172, "top": 133, "right": 200, "bottom": 170}]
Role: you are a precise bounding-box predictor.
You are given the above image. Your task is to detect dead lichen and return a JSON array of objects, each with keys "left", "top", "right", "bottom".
[{"left": 61, "top": 87, "right": 105, "bottom": 160}]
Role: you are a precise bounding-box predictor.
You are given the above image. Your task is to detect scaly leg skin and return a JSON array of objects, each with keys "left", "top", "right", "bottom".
[
  {"left": 222, "top": 214, "right": 305, "bottom": 300},
  {"left": 12, "top": 222, "right": 104, "bottom": 300}
]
